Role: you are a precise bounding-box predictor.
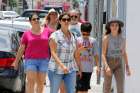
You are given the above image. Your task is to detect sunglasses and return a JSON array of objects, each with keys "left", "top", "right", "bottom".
[
  {"left": 61, "top": 18, "right": 71, "bottom": 22},
  {"left": 49, "top": 13, "right": 57, "bottom": 15},
  {"left": 82, "top": 33, "right": 90, "bottom": 36},
  {"left": 70, "top": 15, "right": 78, "bottom": 19},
  {"left": 32, "top": 17, "right": 40, "bottom": 21}
]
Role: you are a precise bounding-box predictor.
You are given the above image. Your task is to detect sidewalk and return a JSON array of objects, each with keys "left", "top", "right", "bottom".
[{"left": 89, "top": 67, "right": 104, "bottom": 93}]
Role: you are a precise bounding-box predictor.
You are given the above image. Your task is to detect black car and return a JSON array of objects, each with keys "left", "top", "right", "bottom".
[
  {"left": 15, "top": 9, "right": 48, "bottom": 22},
  {"left": 21, "top": 9, "right": 48, "bottom": 18},
  {"left": 0, "top": 27, "right": 25, "bottom": 93}
]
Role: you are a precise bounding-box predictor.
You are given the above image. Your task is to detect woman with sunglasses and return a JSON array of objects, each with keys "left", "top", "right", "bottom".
[
  {"left": 48, "top": 13, "right": 82, "bottom": 93},
  {"left": 12, "top": 13, "right": 51, "bottom": 93},
  {"left": 43, "top": 8, "right": 58, "bottom": 33},
  {"left": 102, "top": 19, "right": 131, "bottom": 93},
  {"left": 43, "top": 8, "right": 66, "bottom": 92},
  {"left": 69, "top": 9, "right": 82, "bottom": 37}
]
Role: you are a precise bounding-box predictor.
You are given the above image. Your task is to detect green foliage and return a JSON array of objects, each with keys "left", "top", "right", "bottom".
[{"left": 9, "top": 0, "right": 17, "bottom": 7}]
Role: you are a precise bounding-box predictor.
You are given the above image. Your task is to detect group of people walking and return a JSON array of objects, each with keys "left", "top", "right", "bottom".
[{"left": 12, "top": 8, "right": 131, "bottom": 93}]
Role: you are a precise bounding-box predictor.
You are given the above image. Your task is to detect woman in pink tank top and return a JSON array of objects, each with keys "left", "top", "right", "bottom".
[{"left": 12, "top": 13, "right": 50, "bottom": 93}]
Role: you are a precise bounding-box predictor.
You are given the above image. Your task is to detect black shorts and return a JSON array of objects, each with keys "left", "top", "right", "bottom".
[{"left": 76, "top": 72, "right": 92, "bottom": 91}]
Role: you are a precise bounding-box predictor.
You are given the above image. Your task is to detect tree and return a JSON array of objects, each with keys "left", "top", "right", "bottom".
[
  {"left": 73, "top": 0, "right": 79, "bottom": 9},
  {"left": 9, "top": 0, "right": 17, "bottom": 8}
]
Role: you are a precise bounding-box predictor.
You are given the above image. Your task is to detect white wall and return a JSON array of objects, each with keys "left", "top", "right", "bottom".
[{"left": 125, "top": 0, "right": 140, "bottom": 93}]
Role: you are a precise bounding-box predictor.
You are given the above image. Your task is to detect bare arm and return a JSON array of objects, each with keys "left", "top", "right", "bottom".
[
  {"left": 12, "top": 44, "right": 26, "bottom": 69},
  {"left": 102, "top": 35, "right": 112, "bottom": 76},
  {"left": 102, "top": 36, "right": 109, "bottom": 68},
  {"left": 15, "top": 44, "right": 26, "bottom": 63},
  {"left": 122, "top": 42, "right": 131, "bottom": 76},
  {"left": 74, "top": 46, "right": 82, "bottom": 72},
  {"left": 94, "top": 55, "right": 99, "bottom": 67},
  {"left": 74, "top": 43, "right": 84, "bottom": 78},
  {"left": 122, "top": 41, "right": 129, "bottom": 66},
  {"left": 123, "top": 51, "right": 129, "bottom": 66}
]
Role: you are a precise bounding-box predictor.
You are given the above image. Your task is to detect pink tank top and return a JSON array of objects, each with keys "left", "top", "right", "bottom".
[{"left": 21, "top": 28, "right": 51, "bottom": 59}]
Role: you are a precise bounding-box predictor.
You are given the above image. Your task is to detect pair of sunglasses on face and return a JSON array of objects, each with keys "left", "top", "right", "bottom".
[
  {"left": 61, "top": 18, "right": 71, "bottom": 22},
  {"left": 70, "top": 15, "right": 78, "bottom": 19},
  {"left": 32, "top": 17, "right": 40, "bottom": 21},
  {"left": 49, "top": 12, "right": 57, "bottom": 15}
]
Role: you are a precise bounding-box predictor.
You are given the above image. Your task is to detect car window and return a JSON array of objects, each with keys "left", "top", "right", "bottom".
[
  {"left": 37, "top": 11, "right": 47, "bottom": 18},
  {"left": 0, "top": 51, "right": 15, "bottom": 58},
  {"left": 22, "top": 11, "right": 32, "bottom": 17},
  {"left": 22, "top": 11, "right": 48, "bottom": 18},
  {"left": 0, "top": 34, "right": 11, "bottom": 51},
  {"left": 3, "top": 11, "right": 19, "bottom": 18},
  {"left": 11, "top": 33, "right": 20, "bottom": 51},
  {"left": 0, "top": 37, "right": 8, "bottom": 48},
  {"left": 0, "top": 29, "right": 20, "bottom": 52},
  {"left": 4, "top": 12, "right": 17, "bottom": 16}
]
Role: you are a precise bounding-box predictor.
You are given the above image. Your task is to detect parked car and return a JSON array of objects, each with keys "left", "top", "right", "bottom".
[
  {"left": 0, "top": 27, "right": 25, "bottom": 92},
  {"left": 15, "top": 9, "right": 48, "bottom": 22},
  {"left": 0, "top": 20, "right": 31, "bottom": 33},
  {"left": 0, "top": 11, "right": 19, "bottom": 20}
]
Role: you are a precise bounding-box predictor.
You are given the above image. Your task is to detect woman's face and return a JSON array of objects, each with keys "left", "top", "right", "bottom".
[
  {"left": 110, "top": 22, "right": 119, "bottom": 33},
  {"left": 60, "top": 15, "right": 71, "bottom": 28},
  {"left": 49, "top": 12, "right": 58, "bottom": 22},
  {"left": 70, "top": 12, "right": 78, "bottom": 24},
  {"left": 30, "top": 14, "right": 40, "bottom": 26}
]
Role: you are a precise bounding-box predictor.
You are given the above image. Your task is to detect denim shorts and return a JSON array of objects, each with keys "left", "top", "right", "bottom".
[
  {"left": 48, "top": 70, "right": 76, "bottom": 93},
  {"left": 24, "top": 59, "right": 49, "bottom": 73}
]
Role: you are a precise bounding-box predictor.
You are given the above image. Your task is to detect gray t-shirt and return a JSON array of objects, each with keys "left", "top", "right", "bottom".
[{"left": 77, "top": 37, "right": 98, "bottom": 72}]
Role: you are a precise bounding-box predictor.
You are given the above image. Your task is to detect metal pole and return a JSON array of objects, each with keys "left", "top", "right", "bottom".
[
  {"left": 118, "top": 0, "right": 127, "bottom": 93},
  {"left": 106, "top": 0, "right": 110, "bottom": 22},
  {"left": 32, "top": 0, "right": 33, "bottom": 9},
  {"left": 0, "top": 0, "right": 2, "bottom": 10},
  {"left": 97, "top": 0, "right": 104, "bottom": 84},
  {"left": 23, "top": 0, "right": 24, "bottom": 11}
]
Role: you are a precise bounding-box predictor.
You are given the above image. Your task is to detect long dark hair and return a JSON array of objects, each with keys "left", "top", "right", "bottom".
[
  {"left": 105, "top": 22, "right": 122, "bottom": 35},
  {"left": 56, "top": 12, "right": 70, "bottom": 30}
]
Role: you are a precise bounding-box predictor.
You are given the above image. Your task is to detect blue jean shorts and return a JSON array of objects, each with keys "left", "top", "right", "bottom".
[
  {"left": 24, "top": 59, "right": 49, "bottom": 73},
  {"left": 48, "top": 70, "right": 76, "bottom": 93}
]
